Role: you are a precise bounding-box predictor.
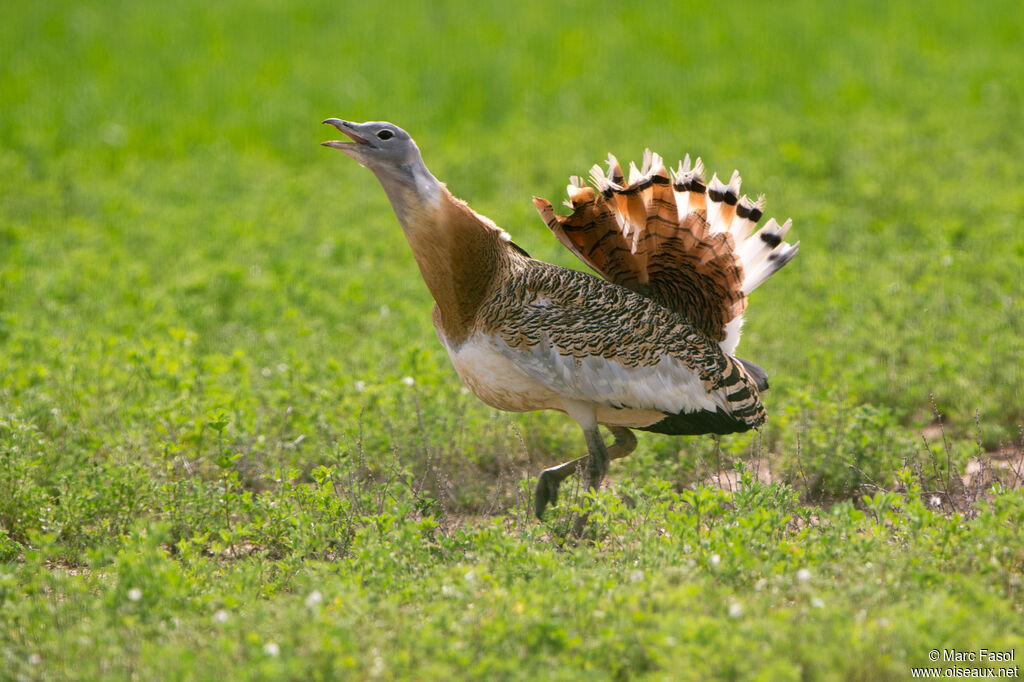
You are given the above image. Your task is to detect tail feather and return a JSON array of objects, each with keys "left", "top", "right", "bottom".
[
  {"left": 535, "top": 150, "right": 798, "bottom": 353},
  {"left": 671, "top": 155, "right": 707, "bottom": 219},
  {"left": 737, "top": 218, "right": 799, "bottom": 294},
  {"left": 706, "top": 170, "right": 742, "bottom": 236},
  {"left": 730, "top": 194, "right": 764, "bottom": 244}
]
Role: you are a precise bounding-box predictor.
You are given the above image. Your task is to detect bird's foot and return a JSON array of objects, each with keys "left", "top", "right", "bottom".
[{"left": 534, "top": 468, "right": 562, "bottom": 519}]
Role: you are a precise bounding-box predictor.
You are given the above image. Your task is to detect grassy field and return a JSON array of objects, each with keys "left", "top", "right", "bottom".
[{"left": 2, "top": 0, "right": 1023, "bottom": 679}]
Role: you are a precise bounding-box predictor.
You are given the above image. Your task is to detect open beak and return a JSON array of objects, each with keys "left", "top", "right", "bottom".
[{"left": 321, "top": 118, "right": 373, "bottom": 151}]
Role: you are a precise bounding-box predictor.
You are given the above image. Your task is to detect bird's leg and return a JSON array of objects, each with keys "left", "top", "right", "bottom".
[
  {"left": 534, "top": 427, "right": 637, "bottom": 519},
  {"left": 582, "top": 425, "right": 610, "bottom": 491},
  {"left": 567, "top": 426, "right": 611, "bottom": 537}
]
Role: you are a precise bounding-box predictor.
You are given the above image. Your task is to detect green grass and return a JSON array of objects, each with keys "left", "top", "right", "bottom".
[{"left": 2, "top": 0, "right": 1023, "bottom": 679}]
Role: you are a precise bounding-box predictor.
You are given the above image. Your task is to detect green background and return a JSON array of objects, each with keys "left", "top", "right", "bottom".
[{"left": 2, "top": 1, "right": 1022, "bottom": 679}]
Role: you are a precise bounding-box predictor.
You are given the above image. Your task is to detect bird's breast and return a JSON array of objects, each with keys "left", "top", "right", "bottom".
[{"left": 442, "top": 332, "right": 563, "bottom": 413}]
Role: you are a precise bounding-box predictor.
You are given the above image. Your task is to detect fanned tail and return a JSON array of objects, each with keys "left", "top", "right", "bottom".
[{"left": 534, "top": 150, "right": 798, "bottom": 354}]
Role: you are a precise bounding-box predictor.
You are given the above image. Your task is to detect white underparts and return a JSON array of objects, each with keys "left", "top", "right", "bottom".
[{"left": 441, "top": 332, "right": 729, "bottom": 428}]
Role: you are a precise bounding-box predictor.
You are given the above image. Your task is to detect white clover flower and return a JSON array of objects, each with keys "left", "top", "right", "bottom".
[
  {"left": 127, "top": 587, "right": 142, "bottom": 602},
  {"left": 402, "top": 376, "right": 415, "bottom": 387},
  {"left": 305, "top": 590, "right": 323, "bottom": 608},
  {"left": 263, "top": 642, "right": 280, "bottom": 657},
  {"left": 213, "top": 609, "right": 229, "bottom": 624},
  {"left": 709, "top": 554, "right": 721, "bottom": 568},
  {"left": 728, "top": 602, "right": 743, "bottom": 618},
  {"left": 354, "top": 380, "right": 366, "bottom": 393},
  {"left": 796, "top": 568, "right": 811, "bottom": 582},
  {"left": 369, "top": 648, "right": 386, "bottom": 678}
]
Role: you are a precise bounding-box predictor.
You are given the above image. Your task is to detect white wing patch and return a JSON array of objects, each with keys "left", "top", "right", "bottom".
[
  {"left": 720, "top": 316, "right": 744, "bottom": 356},
  {"left": 488, "top": 333, "right": 731, "bottom": 416}
]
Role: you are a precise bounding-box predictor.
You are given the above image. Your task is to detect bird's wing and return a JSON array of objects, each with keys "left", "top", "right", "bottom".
[
  {"left": 480, "top": 263, "right": 764, "bottom": 427},
  {"left": 533, "top": 151, "right": 797, "bottom": 346}
]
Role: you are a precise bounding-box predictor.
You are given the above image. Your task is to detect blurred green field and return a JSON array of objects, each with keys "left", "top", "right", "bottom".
[{"left": 2, "top": 0, "right": 1023, "bottom": 679}]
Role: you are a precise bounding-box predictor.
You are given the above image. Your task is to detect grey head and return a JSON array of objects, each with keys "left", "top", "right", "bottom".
[{"left": 321, "top": 118, "right": 439, "bottom": 212}]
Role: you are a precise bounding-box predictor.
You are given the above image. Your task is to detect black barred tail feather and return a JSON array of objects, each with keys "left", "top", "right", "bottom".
[
  {"left": 534, "top": 149, "right": 799, "bottom": 355},
  {"left": 640, "top": 354, "right": 767, "bottom": 435}
]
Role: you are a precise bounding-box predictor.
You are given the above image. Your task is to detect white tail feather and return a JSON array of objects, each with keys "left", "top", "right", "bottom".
[
  {"left": 706, "top": 173, "right": 727, "bottom": 235},
  {"left": 730, "top": 194, "right": 764, "bottom": 243},
  {"left": 674, "top": 155, "right": 707, "bottom": 215},
  {"left": 628, "top": 161, "right": 642, "bottom": 185},
  {"left": 739, "top": 218, "right": 798, "bottom": 294}
]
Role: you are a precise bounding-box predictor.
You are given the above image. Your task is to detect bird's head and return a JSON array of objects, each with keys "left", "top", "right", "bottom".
[
  {"left": 321, "top": 119, "right": 421, "bottom": 172},
  {"left": 321, "top": 118, "right": 441, "bottom": 219}
]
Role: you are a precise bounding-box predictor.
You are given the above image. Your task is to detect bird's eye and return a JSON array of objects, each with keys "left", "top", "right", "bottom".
[{"left": 377, "top": 130, "right": 394, "bottom": 140}]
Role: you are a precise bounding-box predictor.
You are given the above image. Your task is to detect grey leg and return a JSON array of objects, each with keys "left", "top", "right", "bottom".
[
  {"left": 582, "top": 425, "right": 610, "bottom": 492},
  {"left": 534, "top": 427, "right": 637, "bottom": 519},
  {"left": 569, "top": 425, "right": 611, "bottom": 537}
]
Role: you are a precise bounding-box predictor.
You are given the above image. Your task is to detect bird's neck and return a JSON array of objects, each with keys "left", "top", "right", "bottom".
[{"left": 372, "top": 164, "right": 516, "bottom": 348}]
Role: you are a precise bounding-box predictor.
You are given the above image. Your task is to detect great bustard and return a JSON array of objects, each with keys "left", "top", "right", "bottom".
[{"left": 322, "top": 119, "right": 798, "bottom": 522}]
